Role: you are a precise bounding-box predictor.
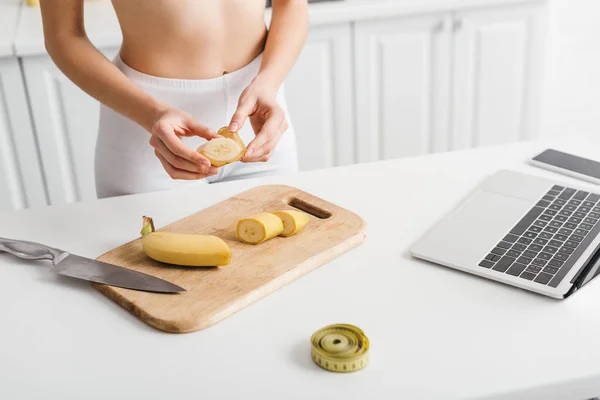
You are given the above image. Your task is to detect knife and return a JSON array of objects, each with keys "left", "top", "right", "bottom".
[{"left": 0, "top": 237, "right": 185, "bottom": 293}]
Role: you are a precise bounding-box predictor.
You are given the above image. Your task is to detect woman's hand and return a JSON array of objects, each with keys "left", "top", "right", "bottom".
[
  {"left": 228, "top": 78, "right": 289, "bottom": 163},
  {"left": 149, "top": 108, "right": 220, "bottom": 180}
]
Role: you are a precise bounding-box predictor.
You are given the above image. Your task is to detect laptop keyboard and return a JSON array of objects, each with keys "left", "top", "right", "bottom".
[{"left": 479, "top": 185, "right": 600, "bottom": 287}]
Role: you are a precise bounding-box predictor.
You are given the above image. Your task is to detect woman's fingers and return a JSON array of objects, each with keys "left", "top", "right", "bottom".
[
  {"left": 154, "top": 121, "right": 209, "bottom": 166},
  {"left": 243, "top": 110, "right": 288, "bottom": 162},
  {"left": 151, "top": 136, "right": 217, "bottom": 174},
  {"left": 155, "top": 151, "right": 217, "bottom": 180}
]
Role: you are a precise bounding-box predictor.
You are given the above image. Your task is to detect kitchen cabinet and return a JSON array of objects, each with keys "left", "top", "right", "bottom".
[
  {"left": 354, "top": 12, "right": 452, "bottom": 162},
  {"left": 452, "top": 3, "right": 545, "bottom": 149},
  {"left": 0, "top": 58, "right": 46, "bottom": 212},
  {"left": 354, "top": 1, "right": 546, "bottom": 162},
  {"left": 21, "top": 49, "right": 118, "bottom": 206},
  {"left": 285, "top": 23, "right": 354, "bottom": 170}
]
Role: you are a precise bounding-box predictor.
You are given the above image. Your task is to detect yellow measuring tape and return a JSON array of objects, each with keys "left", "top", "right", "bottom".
[{"left": 310, "top": 324, "right": 369, "bottom": 373}]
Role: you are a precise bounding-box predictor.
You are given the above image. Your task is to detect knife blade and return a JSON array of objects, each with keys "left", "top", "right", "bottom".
[{"left": 0, "top": 237, "right": 185, "bottom": 293}]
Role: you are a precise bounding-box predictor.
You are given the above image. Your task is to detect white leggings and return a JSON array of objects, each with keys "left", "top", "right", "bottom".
[{"left": 94, "top": 52, "right": 298, "bottom": 199}]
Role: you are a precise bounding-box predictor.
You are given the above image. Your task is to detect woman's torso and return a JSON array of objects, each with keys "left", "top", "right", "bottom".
[{"left": 111, "top": 0, "right": 268, "bottom": 79}]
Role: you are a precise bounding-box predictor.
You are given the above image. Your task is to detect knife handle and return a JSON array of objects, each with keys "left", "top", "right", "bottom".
[{"left": 0, "top": 237, "right": 67, "bottom": 264}]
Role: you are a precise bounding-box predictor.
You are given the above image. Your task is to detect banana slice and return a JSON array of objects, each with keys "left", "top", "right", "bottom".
[
  {"left": 236, "top": 212, "right": 283, "bottom": 245},
  {"left": 272, "top": 210, "right": 310, "bottom": 237},
  {"left": 198, "top": 127, "right": 246, "bottom": 167}
]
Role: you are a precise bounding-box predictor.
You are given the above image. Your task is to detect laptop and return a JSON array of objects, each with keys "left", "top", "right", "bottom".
[{"left": 411, "top": 169, "right": 600, "bottom": 299}]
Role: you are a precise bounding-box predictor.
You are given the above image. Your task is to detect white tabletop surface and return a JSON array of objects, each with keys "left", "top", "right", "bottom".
[
  {"left": 2, "top": 138, "right": 600, "bottom": 400},
  {"left": 13, "top": 0, "right": 546, "bottom": 56},
  {"left": 0, "top": 0, "right": 21, "bottom": 57}
]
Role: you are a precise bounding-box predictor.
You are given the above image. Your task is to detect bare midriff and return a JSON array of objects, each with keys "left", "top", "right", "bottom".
[{"left": 112, "top": 0, "right": 268, "bottom": 79}]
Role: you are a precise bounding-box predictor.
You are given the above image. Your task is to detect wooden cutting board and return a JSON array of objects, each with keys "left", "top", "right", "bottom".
[{"left": 93, "top": 185, "right": 367, "bottom": 333}]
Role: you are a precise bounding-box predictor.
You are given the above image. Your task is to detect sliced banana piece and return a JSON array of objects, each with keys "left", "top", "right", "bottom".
[
  {"left": 236, "top": 212, "right": 283, "bottom": 244},
  {"left": 197, "top": 127, "right": 246, "bottom": 167},
  {"left": 272, "top": 210, "right": 310, "bottom": 237}
]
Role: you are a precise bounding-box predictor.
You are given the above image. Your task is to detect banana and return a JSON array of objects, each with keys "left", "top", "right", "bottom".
[
  {"left": 236, "top": 212, "right": 283, "bottom": 244},
  {"left": 272, "top": 210, "right": 310, "bottom": 237},
  {"left": 197, "top": 127, "right": 246, "bottom": 167},
  {"left": 140, "top": 216, "right": 231, "bottom": 267}
]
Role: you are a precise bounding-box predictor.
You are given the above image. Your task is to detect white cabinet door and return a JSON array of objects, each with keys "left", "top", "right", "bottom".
[
  {"left": 451, "top": 2, "right": 546, "bottom": 149},
  {"left": 354, "top": 13, "right": 452, "bottom": 163},
  {"left": 22, "top": 49, "right": 118, "bottom": 206},
  {"left": 284, "top": 23, "right": 354, "bottom": 170},
  {"left": 0, "top": 58, "right": 46, "bottom": 212}
]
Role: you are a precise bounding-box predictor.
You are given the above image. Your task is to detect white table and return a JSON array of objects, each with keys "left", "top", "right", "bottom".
[{"left": 2, "top": 139, "right": 600, "bottom": 400}]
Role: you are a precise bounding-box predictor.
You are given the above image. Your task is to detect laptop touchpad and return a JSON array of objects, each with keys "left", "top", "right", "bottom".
[{"left": 412, "top": 189, "right": 533, "bottom": 266}]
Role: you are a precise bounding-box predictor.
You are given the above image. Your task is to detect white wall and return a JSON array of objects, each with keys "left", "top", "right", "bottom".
[{"left": 541, "top": 0, "right": 600, "bottom": 141}]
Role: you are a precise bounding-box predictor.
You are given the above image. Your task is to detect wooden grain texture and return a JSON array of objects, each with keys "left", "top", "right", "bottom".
[{"left": 93, "top": 185, "right": 367, "bottom": 333}]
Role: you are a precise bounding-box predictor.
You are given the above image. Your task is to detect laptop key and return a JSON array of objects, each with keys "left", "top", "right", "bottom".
[
  {"left": 552, "top": 185, "right": 565, "bottom": 191},
  {"left": 503, "top": 234, "right": 519, "bottom": 243},
  {"left": 554, "top": 252, "right": 569, "bottom": 261},
  {"left": 559, "top": 210, "right": 573, "bottom": 216},
  {"left": 533, "top": 238, "right": 548, "bottom": 246},
  {"left": 534, "top": 272, "right": 553, "bottom": 284},
  {"left": 497, "top": 241, "right": 513, "bottom": 249},
  {"left": 542, "top": 195, "right": 554, "bottom": 202},
  {"left": 539, "top": 215, "right": 553, "bottom": 221},
  {"left": 590, "top": 212, "right": 600, "bottom": 219},
  {"left": 554, "top": 215, "right": 568, "bottom": 222},
  {"left": 580, "top": 223, "right": 594, "bottom": 230},
  {"left": 568, "top": 199, "right": 582, "bottom": 206},
  {"left": 554, "top": 199, "right": 567, "bottom": 206},
  {"left": 486, "top": 253, "right": 500, "bottom": 261},
  {"left": 583, "top": 201, "right": 596, "bottom": 208},
  {"left": 563, "top": 205, "right": 576, "bottom": 212},
  {"left": 568, "top": 217, "right": 582, "bottom": 224},
  {"left": 574, "top": 211, "right": 587, "bottom": 219},
  {"left": 574, "top": 228, "right": 588, "bottom": 236},
  {"left": 510, "top": 207, "right": 545, "bottom": 235},
  {"left": 520, "top": 271, "right": 537, "bottom": 281},
  {"left": 531, "top": 259, "right": 547, "bottom": 267},
  {"left": 565, "top": 240, "right": 579, "bottom": 248},
  {"left": 523, "top": 232, "right": 537, "bottom": 239},
  {"left": 554, "top": 234, "right": 569, "bottom": 241},
  {"left": 584, "top": 217, "right": 598, "bottom": 225},
  {"left": 564, "top": 222, "right": 578, "bottom": 230},
  {"left": 539, "top": 232, "right": 553, "bottom": 240},
  {"left": 543, "top": 209, "right": 557, "bottom": 216},
  {"left": 491, "top": 247, "right": 507, "bottom": 255},
  {"left": 593, "top": 206, "right": 600, "bottom": 213},
  {"left": 559, "top": 246, "right": 574, "bottom": 255},
  {"left": 559, "top": 188, "right": 576, "bottom": 200},
  {"left": 523, "top": 250, "right": 538, "bottom": 258},
  {"left": 517, "top": 256, "right": 533, "bottom": 265},
  {"left": 512, "top": 243, "right": 528, "bottom": 251},
  {"left": 578, "top": 206, "right": 591, "bottom": 213},
  {"left": 587, "top": 193, "right": 600, "bottom": 202},
  {"left": 507, "top": 249, "right": 522, "bottom": 258},
  {"left": 479, "top": 260, "right": 495, "bottom": 269},
  {"left": 574, "top": 191, "right": 589, "bottom": 201},
  {"left": 549, "top": 240, "right": 563, "bottom": 248},
  {"left": 529, "top": 226, "right": 542, "bottom": 233},
  {"left": 548, "top": 259, "right": 564, "bottom": 267},
  {"left": 570, "top": 234, "right": 585, "bottom": 242},
  {"left": 526, "top": 265, "right": 542, "bottom": 274},
  {"left": 538, "top": 252, "right": 552, "bottom": 260},
  {"left": 493, "top": 256, "right": 516, "bottom": 272},
  {"left": 548, "top": 204, "right": 561, "bottom": 211},
  {"left": 537, "top": 200, "right": 551, "bottom": 208},
  {"left": 507, "top": 263, "right": 528, "bottom": 277},
  {"left": 528, "top": 244, "right": 544, "bottom": 252},
  {"left": 533, "top": 220, "right": 547, "bottom": 227},
  {"left": 549, "top": 221, "right": 562, "bottom": 228},
  {"left": 543, "top": 266, "right": 560, "bottom": 274},
  {"left": 558, "top": 228, "right": 573, "bottom": 236},
  {"left": 543, "top": 246, "right": 558, "bottom": 254},
  {"left": 543, "top": 227, "right": 558, "bottom": 234},
  {"left": 517, "top": 237, "right": 533, "bottom": 245}
]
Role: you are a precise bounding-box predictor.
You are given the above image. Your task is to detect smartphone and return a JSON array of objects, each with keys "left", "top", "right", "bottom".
[{"left": 529, "top": 149, "right": 600, "bottom": 185}]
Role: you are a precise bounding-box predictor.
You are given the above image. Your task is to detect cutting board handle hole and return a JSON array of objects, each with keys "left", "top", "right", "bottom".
[{"left": 287, "top": 197, "right": 332, "bottom": 219}]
